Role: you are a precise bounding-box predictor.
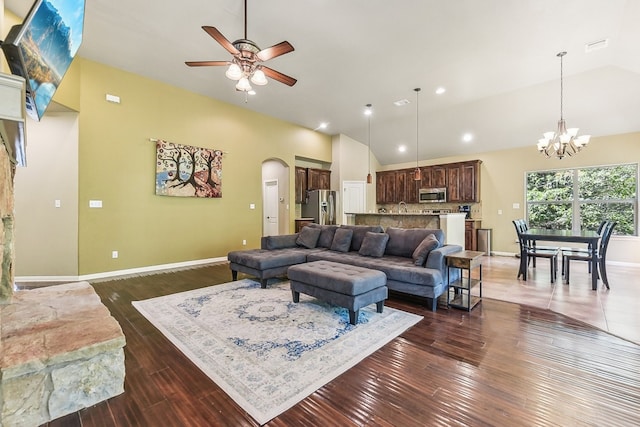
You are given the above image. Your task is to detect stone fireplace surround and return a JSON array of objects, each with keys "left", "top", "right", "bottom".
[{"left": 0, "top": 281, "right": 126, "bottom": 425}]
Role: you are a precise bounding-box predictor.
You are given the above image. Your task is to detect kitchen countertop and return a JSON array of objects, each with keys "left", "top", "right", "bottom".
[{"left": 346, "top": 212, "right": 465, "bottom": 216}]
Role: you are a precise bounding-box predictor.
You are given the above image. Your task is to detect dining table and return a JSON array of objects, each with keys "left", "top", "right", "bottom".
[{"left": 519, "top": 228, "right": 601, "bottom": 290}]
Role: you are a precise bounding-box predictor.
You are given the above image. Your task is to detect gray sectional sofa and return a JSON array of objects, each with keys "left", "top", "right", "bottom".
[{"left": 227, "top": 224, "right": 462, "bottom": 311}]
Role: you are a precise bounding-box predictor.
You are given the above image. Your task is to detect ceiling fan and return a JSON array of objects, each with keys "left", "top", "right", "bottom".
[{"left": 185, "top": 0, "right": 297, "bottom": 93}]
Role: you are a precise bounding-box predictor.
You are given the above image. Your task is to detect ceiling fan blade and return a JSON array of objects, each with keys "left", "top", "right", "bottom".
[
  {"left": 202, "top": 26, "right": 240, "bottom": 55},
  {"left": 262, "top": 66, "right": 297, "bottom": 87},
  {"left": 185, "top": 61, "right": 230, "bottom": 67},
  {"left": 257, "top": 41, "right": 294, "bottom": 62}
]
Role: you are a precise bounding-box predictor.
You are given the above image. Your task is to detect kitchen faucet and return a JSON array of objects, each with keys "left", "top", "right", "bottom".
[{"left": 398, "top": 201, "right": 408, "bottom": 213}]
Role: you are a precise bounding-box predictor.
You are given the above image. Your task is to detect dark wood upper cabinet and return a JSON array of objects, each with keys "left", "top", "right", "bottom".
[
  {"left": 295, "top": 167, "right": 331, "bottom": 203},
  {"left": 446, "top": 160, "right": 481, "bottom": 203},
  {"left": 294, "top": 167, "right": 308, "bottom": 204},
  {"left": 307, "top": 168, "right": 331, "bottom": 191},
  {"left": 431, "top": 166, "right": 447, "bottom": 188},
  {"left": 377, "top": 160, "right": 481, "bottom": 204},
  {"left": 376, "top": 170, "right": 397, "bottom": 204}
]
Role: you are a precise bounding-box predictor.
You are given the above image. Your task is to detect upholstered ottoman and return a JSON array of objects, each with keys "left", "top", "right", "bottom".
[{"left": 288, "top": 260, "right": 388, "bottom": 325}]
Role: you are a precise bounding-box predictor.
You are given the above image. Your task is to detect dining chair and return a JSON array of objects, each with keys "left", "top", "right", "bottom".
[
  {"left": 562, "top": 221, "right": 616, "bottom": 289},
  {"left": 513, "top": 220, "right": 559, "bottom": 283},
  {"left": 560, "top": 220, "right": 608, "bottom": 276}
]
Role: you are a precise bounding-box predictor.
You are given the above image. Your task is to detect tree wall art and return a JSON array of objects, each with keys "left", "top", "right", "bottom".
[{"left": 155, "top": 139, "right": 222, "bottom": 198}]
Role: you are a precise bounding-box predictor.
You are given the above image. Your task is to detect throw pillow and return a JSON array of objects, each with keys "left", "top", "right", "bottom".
[
  {"left": 330, "top": 228, "right": 353, "bottom": 252},
  {"left": 359, "top": 232, "right": 390, "bottom": 258},
  {"left": 296, "top": 226, "right": 321, "bottom": 249},
  {"left": 412, "top": 233, "right": 440, "bottom": 266}
]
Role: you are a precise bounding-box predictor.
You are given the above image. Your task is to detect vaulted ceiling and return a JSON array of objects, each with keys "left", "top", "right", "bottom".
[{"left": 6, "top": 0, "right": 640, "bottom": 165}]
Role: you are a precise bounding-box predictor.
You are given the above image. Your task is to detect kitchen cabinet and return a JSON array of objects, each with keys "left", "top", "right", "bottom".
[
  {"left": 431, "top": 166, "right": 447, "bottom": 188},
  {"left": 376, "top": 159, "right": 480, "bottom": 204},
  {"left": 465, "top": 220, "right": 482, "bottom": 251},
  {"left": 447, "top": 160, "right": 481, "bottom": 203},
  {"left": 295, "top": 218, "right": 315, "bottom": 232},
  {"left": 307, "top": 168, "right": 331, "bottom": 191},
  {"left": 296, "top": 167, "right": 331, "bottom": 203},
  {"left": 376, "top": 170, "right": 396, "bottom": 204},
  {"left": 295, "top": 167, "right": 307, "bottom": 203}
]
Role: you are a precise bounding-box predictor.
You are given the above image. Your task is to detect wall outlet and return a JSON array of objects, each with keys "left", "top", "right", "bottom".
[
  {"left": 112, "top": 250, "right": 118, "bottom": 259},
  {"left": 498, "top": 209, "right": 503, "bottom": 215},
  {"left": 242, "top": 239, "right": 247, "bottom": 246},
  {"left": 89, "top": 200, "right": 103, "bottom": 208},
  {"left": 54, "top": 199, "right": 61, "bottom": 208},
  {"left": 249, "top": 204, "right": 255, "bottom": 210}
]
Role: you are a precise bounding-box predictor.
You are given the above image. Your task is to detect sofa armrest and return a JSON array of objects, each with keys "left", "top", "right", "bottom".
[
  {"left": 425, "top": 244, "right": 463, "bottom": 276},
  {"left": 261, "top": 233, "right": 299, "bottom": 250}
]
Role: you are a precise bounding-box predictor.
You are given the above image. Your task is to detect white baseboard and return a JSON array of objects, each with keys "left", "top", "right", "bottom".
[{"left": 15, "top": 256, "right": 229, "bottom": 283}]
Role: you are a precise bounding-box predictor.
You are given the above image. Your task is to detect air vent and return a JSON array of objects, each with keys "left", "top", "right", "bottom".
[
  {"left": 585, "top": 39, "right": 609, "bottom": 53},
  {"left": 393, "top": 99, "right": 410, "bottom": 106}
]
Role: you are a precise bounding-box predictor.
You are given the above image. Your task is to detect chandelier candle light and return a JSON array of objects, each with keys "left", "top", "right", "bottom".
[
  {"left": 365, "top": 104, "right": 373, "bottom": 184},
  {"left": 413, "top": 88, "right": 422, "bottom": 181},
  {"left": 537, "top": 51, "right": 590, "bottom": 159}
]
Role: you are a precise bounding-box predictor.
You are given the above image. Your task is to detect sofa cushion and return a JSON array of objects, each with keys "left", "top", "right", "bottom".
[
  {"left": 412, "top": 233, "right": 441, "bottom": 266},
  {"left": 296, "top": 226, "right": 321, "bottom": 249},
  {"left": 330, "top": 228, "right": 353, "bottom": 252},
  {"left": 264, "top": 234, "right": 299, "bottom": 250},
  {"left": 340, "top": 225, "right": 384, "bottom": 251},
  {"left": 309, "top": 224, "right": 339, "bottom": 248},
  {"left": 228, "top": 248, "right": 308, "bottom": 270},
  {"left": 385, "top": 227, "right": 445, "bottom": 258},
  {"left": 359, "top": 232, "right": 390, "bottom": 257}
]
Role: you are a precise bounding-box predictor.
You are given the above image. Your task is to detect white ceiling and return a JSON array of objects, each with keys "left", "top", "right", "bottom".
[{"left": 6, "top": 0, "right": 640, "bottom": 165}]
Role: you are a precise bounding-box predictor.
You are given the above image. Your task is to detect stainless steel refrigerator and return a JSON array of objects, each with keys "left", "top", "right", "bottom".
[{"left": 302, "top": 190, "right": 337, "bottom": 225}]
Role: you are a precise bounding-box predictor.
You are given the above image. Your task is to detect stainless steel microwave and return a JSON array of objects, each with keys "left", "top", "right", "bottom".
[{"left": 419, "top": 187, "right": 447, "bottom": 203}]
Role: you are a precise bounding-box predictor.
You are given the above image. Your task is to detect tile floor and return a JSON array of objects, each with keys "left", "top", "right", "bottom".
[{"left": 476, "top": 255, "right": 640, "bottom": 345}]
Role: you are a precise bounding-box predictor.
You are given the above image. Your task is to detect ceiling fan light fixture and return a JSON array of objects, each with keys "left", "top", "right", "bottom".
[
  {"left": 251, "top": 69, "right": 268, "bottom": 86},
  {"left": 225, "top": 63, "right": 242, "bottom": 80},
  {"left": 236, "top": 76, "right": 252, "bottom": 92}
]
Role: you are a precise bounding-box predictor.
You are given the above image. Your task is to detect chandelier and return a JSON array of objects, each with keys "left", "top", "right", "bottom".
[
  {"left": 413, "top": 88, "right": 422, "bottom": 181},
  {"left": 537, "top": 52, "right": 590, "bottom": 159}
]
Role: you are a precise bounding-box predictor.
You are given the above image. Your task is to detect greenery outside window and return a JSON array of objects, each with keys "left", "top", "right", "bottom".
[{"left": 526, "top": 164, "right": 638, "bottom": 236}]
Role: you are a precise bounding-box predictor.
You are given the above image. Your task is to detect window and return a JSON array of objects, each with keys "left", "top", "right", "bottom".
[{"left": 526, "top": 164, "right": 638, "bottom": 235}]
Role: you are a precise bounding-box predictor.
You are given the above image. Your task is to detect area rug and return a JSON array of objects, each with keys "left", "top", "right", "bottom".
[{"left": 132, "top": 279, "right": 422, "bottom": 425}]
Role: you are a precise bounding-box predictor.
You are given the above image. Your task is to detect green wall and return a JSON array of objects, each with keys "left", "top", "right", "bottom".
[{"left": 76, "top": 59, "right": 331, "bottom": 275}]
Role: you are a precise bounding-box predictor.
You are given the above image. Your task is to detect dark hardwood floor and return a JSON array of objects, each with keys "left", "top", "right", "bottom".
[{"left": 41, "top": 261, "right": 640, "bottom": 426}]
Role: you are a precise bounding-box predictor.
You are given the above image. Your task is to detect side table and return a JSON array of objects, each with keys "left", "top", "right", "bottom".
[{"left": 446, "top": 250, "right": 485, "bottom": 311}]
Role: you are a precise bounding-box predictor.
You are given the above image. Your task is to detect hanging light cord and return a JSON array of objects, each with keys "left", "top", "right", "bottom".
[
  {"left": 559, "top": 52, "right": 564, "bottom": 121},
  {"left": 415, "top": 88, "right": 421, "bottom": 168},
  {"left": 368, "top": 113, "right": 371, "bottom": 174}
]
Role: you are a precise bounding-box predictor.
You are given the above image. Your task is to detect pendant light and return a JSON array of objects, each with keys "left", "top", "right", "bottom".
[
  {"left": 413, "top": 88, "right": 422, "bottom": 181},
  {"left": 365, "top": 104, "right": 373, "bottom": 184},
  {"left": 536, "top": 51, "right": 590, "bottom": 159}
]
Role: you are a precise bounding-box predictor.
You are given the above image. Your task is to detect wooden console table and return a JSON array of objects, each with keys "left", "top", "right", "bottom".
[{"left": 446, "top": 250, "right": 485, "bottom": 311}]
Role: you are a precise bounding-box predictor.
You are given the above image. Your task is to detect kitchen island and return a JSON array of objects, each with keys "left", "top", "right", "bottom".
[
  {"left": 347, "top": 212, "right": 440, "bottom": 230},
  {"left": 346, "top": 212, "right": 466, "bottom": 247}
]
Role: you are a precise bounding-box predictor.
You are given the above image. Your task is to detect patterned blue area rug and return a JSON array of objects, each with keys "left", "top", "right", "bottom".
[{"left": 132, "top": 279, "right": 422, "bottom": 425}]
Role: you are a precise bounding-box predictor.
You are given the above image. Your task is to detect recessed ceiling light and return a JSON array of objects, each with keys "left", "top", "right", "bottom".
[
  {"left": 398, "top": 145, "right": 407, "bottom": 152},
  {"left": 435, "top": 87, "right": 446, "bottom": 95},
  {"left": 394, "top": 99, "right": 410, "bottom": 106},
  {"left": 462, "top": 133, "right": 473, "bottom": 142},
  {"left": 318, "top": 122, "right": 328, "bottom": 129}
]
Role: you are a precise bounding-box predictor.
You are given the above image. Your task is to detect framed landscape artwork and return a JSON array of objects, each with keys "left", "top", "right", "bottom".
[{"left": 155, "top": 139, "right": 222, "bottom": 198}]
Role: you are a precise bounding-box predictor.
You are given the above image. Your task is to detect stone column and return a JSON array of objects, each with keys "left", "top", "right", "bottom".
[{"left": 0, "top": 143, "right": 15, "bottom": 304}]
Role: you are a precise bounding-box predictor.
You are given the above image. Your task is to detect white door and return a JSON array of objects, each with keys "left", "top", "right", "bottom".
[
  {"left": 263, "top": 179, "right": 279, "bottom": 236},
  {"left": 342, "top": 181, "right": 366, "bottom": 224}
]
